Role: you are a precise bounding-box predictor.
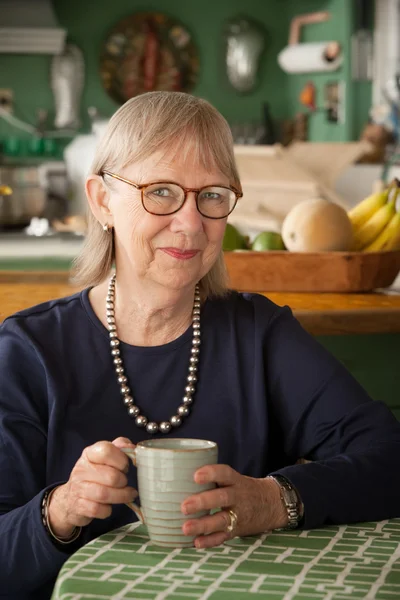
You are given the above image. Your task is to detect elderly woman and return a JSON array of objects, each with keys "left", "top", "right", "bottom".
[{"left": 1, "top": 91, "right": 400, "bottom": 600}]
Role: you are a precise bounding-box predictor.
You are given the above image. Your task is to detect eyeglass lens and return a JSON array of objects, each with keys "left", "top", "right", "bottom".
[{"left": 143, "top": 183, "right": 236, "bottom": 218}]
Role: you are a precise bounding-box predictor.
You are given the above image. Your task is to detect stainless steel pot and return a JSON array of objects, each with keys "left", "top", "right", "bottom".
[{"left": 0, "top": 166, "right": 47, "bottom": 227}]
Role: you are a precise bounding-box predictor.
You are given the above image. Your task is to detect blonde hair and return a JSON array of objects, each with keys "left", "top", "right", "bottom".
[{"left": 72, "top": 91, "right": 241, "bottom": 298}]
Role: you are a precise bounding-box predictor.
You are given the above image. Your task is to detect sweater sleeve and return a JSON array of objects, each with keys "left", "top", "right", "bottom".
[
  {"left": 0, "top": 323, "right": 86, "bottom": 593},
  {"left": 263, "top": 303, "right": 400, "bottom": 529}
]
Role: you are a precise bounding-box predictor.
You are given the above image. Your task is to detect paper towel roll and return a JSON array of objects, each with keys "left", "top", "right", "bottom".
[{"left": 278, "top": 42, "right": 342, "bottom": 74}]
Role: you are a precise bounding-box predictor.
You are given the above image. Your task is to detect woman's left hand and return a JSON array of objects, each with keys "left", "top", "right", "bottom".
[{"left": 181, "top": 464, "right": 288, "bottom": 549}]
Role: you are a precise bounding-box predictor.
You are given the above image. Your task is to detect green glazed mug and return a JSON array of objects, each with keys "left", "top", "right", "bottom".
[{"left": 122, "top": 438, "right": 218, "bottom": 547}]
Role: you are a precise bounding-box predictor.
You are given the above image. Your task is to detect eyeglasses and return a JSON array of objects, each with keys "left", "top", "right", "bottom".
[{"left": 101, "top": 171, "right": 242, "bottom": 219}]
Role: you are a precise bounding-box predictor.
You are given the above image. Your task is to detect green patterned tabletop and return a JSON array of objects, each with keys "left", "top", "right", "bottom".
[{"left": 52, "top": 519, "right": 400, "bottom": 600}]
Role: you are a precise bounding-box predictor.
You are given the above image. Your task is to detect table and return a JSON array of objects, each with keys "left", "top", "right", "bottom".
[{"left": 52, "top": 519, "right": 400, "bottom": 600}]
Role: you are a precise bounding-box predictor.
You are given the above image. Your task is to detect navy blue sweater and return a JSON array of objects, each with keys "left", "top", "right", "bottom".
[{"left": 1, "top": 289, "right": 400, "bottom": 599}]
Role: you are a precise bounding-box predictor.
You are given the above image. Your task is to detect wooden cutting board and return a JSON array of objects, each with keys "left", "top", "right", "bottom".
[{"left": 224, "top": 249, "right": 400, "bottom": 293}]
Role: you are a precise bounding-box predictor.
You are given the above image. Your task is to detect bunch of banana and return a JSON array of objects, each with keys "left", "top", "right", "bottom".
[{"left": 348, "top": 181, "right": 400, "bottom": 252}]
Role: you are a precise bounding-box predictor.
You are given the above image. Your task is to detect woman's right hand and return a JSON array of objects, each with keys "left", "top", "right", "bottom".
[{"left": 47, "top": 437, "right": 137, "bottom": 538}]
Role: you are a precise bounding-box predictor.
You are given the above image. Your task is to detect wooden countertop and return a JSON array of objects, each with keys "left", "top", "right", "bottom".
[{"left": 1, "top": 271, "right": 400, "bottom": 335}]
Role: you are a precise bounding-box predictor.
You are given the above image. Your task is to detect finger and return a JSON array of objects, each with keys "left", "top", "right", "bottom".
[
  {"left": 77, "top": 463, "right": 128, "bottom": 489},
  {"left": 75, "top": 498, "right": 113, "bottom": 521},
  {"left": 182, "top": 486, "right": 235, "bottom": 515},
  {"left": 194, "top": 530, "right": 229, "bottom": 549},
  {"left": 111, "top": 439, "right": 136, "bottom": 474},
  {"left": 182, "top": 510, "right": 230, "bottom": 537},
  {"left": 84, "top": 441, "right": 130, "bottom": 472},
  {"left": 78, "top": 481, "right": 138, "bottom": 505},
  {"left": 194, "top": 464, "right": 238, "bottom": 486},
  {"left": 112, "top": 437, "right": 135, "bottom": 449}
]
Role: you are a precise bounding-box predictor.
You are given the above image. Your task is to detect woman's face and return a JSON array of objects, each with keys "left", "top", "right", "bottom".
[{"left": 107, "top": 150, "right": 229, "bottom": 292}]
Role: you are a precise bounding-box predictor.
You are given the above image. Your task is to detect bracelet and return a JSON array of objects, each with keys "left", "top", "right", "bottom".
[{"left": 41, "top": 487, "right": 82, "bottom": 545}]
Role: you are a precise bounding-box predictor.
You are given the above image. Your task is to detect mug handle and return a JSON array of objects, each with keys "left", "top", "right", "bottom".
[{"left": 121, "top": 447, "right": 145, "bottom": 524}]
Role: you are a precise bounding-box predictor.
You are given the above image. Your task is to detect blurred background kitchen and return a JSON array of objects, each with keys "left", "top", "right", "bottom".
[
  {"left": 1, "top": 0, "right": 400, "bottom": 264},
  {"left": 1, "top": 0, "right": 400, "bottom": 422}
]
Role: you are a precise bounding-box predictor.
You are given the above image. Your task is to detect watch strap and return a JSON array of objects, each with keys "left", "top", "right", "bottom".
[{"left": 267, "top": 475, "right": 302, "bottom": 530}]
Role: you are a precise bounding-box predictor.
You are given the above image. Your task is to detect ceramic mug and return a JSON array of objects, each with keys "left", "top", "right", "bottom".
[{"left": 122, "top": 438, "right": 218, "bottom": 547}]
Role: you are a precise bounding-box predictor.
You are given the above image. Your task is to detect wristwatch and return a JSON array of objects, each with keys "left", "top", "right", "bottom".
[{"left": 267, "top": 475, "right": 303, "bottom": 529}]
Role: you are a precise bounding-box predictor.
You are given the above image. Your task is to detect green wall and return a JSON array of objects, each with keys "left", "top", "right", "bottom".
[
  {"left": 53, "top": 0, "right": 289, "bottom": 128},
  {"left": 286, "top": 0, "right": 354, "bottom": 142},
  {"left": 319, "top": 334, "right": 399, "bottom": 421},
  {"left": 0, "top": 0, "right": 371, "bottom": 144},
  {"left": 285, "top": 0, "right": 372, "bottom": 141}
]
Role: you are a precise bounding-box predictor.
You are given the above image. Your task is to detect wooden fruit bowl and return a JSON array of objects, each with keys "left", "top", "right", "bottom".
[{"left": 223, "top": 249, "right": 400, "bottom": 293}]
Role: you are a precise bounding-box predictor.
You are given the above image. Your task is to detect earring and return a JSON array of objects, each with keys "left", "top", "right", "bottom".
[{"left": 103, "top": 223, "right": 111, "bottom": 233}]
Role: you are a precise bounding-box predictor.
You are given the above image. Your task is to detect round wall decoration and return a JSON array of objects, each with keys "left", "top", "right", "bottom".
[{"left": 100, "top": 12, "right": 199, "bottom": 104}]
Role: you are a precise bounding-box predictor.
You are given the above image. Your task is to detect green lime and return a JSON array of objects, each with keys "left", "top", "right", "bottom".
[
  {"left": 252, "top": 231, "right": 286, "bottom": 251},
  {"left": 223, "top": 223, "right": 247, "bottom": 251}
]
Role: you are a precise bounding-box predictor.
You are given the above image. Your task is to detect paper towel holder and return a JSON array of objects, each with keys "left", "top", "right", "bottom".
[{"left": 278, "top": 11, "right": 343, "bottom": 74}]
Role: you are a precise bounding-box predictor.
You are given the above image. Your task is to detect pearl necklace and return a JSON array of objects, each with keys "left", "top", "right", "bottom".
[{"left": 106, "top": 274, "right": 201, "bottom": 434}]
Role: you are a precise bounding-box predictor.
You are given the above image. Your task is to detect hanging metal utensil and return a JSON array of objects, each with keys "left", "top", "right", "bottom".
[{"left": 351, "top": 0, "right": 374, "bottom": 81}]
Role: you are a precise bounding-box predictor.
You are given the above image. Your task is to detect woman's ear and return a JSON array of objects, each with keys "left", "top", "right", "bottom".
[{"left": 85, "top": 174, "right": 114, "bottom": 228}]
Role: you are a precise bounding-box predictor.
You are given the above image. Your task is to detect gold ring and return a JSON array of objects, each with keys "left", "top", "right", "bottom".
[{"left": 225, "top": 509, "right": 238, "bottom": 533}]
